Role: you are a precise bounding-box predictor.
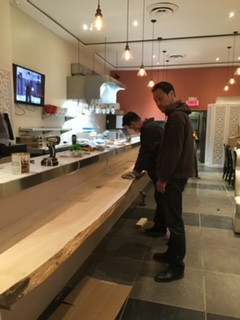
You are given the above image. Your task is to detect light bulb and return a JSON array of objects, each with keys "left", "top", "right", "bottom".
[
  {"left": 122, "top": 44, "right": 133, "bottom": 61},
  {"left": 137, "top": 65, "right": 147, "bottom": 77},
  {"left": 229, "top": 77, "right": 236, "bottom": 85},
  {"left": 224, "top": 85, "right": 229, "bottom": 91},
  {"left": 93, "top": 14, "right": 103, "bottom": 31},
  {"left": 147, "top": 79, "right": 155, "bottom": 87},
  {"left": 235, "top": 67, "right": 240, "bottom": 75}
]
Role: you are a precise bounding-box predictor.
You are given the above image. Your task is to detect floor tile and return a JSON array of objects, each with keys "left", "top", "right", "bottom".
[
  {"left": 121, "top": 298, "right": 205, "bottom": 320},
  {"left": 201, "top": 214, "right": 233, "bottom": 229},
  {"left": 187, "top": 182, "right": 226, "bottom": 191},
  {"left": 73, "top": 253, "right": 141, "bottom": 285},
  {"left": 202, "top": 246, "right": 240, "bottom": 274},
  {"left": 93, "top": 233, "right": 152, "bottom": 261},
  {"left": 130, "top": 268, "right": 205, "bottom": 312},
  {"left": 207, "top": 314, "right": 240, "bottom": 320},
  {"left": 205, "top": 271, "right": 240, "bottom": 319},
  {"left": 201, "top": 227, "right": 240, "bottom": 249},
  {"left": 183, "top": 212, "right": 200, "bottom": 226}
]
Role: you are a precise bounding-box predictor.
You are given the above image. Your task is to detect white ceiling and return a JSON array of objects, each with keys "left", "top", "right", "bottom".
[{"left": 11, "top": 0, "right": 240, "bottom": 71}]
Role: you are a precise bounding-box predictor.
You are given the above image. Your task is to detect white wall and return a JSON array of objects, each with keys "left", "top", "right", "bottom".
[{"left": 7, "top": 4, "right": 108, "bottom": 141}]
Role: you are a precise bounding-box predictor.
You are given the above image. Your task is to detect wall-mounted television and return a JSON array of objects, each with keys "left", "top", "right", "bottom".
[{"left": 13, "top": 64, "right": 45, "bottom": 107}]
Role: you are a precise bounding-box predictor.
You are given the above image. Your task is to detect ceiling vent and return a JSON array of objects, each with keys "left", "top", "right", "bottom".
[{"left": 147, "top": 2, "right": 179, "bottom": 18}]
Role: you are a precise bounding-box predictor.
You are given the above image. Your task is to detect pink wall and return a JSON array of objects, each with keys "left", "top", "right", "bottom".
[{"left": 115, "top": 66, "right": 240, "bottom": 120}]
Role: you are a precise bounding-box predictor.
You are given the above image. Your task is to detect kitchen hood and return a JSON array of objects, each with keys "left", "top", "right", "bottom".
[{"left": 67, "top": 64, "right": 125, "bottom": 103}]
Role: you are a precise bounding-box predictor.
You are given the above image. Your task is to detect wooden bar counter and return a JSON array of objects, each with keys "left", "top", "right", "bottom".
[{"left": 0, "top": 140, "right": 150, "bottom": 320}]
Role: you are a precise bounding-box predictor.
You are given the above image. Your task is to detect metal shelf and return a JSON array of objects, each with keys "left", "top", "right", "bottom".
[{"left": 19, "top": 127, "right": 71, "bottom": 134}]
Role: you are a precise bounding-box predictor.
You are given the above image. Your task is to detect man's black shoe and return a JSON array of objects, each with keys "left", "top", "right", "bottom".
[
  {"left": 155, "top": 266, "right": 184, "bottom": 282},
  {"left": 145, "top": 226, "right": 167, "bottom": 237},
  {"left": 153, "top": 252, "right": 170, "bottom": 263}
]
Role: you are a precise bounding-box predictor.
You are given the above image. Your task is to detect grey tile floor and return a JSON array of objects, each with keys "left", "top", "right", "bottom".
[{"left": 40, "top": 163, "right": 240, "bottom": 320}]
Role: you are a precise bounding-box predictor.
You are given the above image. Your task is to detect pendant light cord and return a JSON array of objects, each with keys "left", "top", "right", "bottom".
[
  {"left": 150, "top": 20, "right": 156, "bottom": 79},
  {"left": 141, "top": 0, "right": 145, "bottom": 64},
  {"left": 231, "top": 31, "right": 237, "bottom": 74},
  {"left": 126, "top": 0, "right": 129, "bottom": 43}
]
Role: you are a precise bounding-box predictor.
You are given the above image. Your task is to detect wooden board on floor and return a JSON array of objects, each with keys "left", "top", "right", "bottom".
[{"left": 49, "top": 277, "right": 132, "bottom": 320}]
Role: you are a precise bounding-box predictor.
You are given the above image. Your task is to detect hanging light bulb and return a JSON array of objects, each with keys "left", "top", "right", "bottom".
[
  {"left": 229, "top": 77, "right": 236, "bottom": 85},
  {"left": 157, "top": 38, "right": 161, "bottom": 82},
  {"left": 147, "top": 79, "right": 155, "bottom": 87},
  {"left": 147, "top": 19, "right": 156, "bottom": 87},
  {"left": 224, "top": 84, "right": 229, "bottom": 91},
  {"left": 123, "top": 43, "right": 133, "bottom": 61},
  {"left": 235, "top": 66, "right": 240, "bottom": 75},
  {"left": 229, "top": 31, "right": 238, "bottom": 85},
  {"left": 93, "top": 0, "right": 104, "bottom": 31},
  {"left": 138, "top": 64, "right": 147, "bottom": 77},
  {"left": 137, "top": 0, "right": 147, "bottom": 77},
  {"left": 223, "top": 46, "right": 231, "bottom": 91},
  {"left": 122, "top": 0, "right": 134, "bottom": 61}
]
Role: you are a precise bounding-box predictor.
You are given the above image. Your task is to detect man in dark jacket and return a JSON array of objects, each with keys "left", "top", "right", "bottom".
[
  {"left": 151, "top": 82, "right": 196, "bottom": 282},
  {"left": 122, "top": 112, "right": 166, "bottom": 235}
]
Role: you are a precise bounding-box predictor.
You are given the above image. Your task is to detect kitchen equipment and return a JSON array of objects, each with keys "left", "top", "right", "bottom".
[{"left": 41, "top": 136, "right": 60, "bottom": 166}]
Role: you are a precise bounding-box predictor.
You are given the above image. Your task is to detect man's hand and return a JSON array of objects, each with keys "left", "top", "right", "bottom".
[
  {"left": 121, "top": 172, "right": 136, "bottom": 179},
  {"left": 156, "top": 179, "right": 167, "bottom": 193},
  {"left": 121, "top": 171, "right": 142, "bottom": 180}
]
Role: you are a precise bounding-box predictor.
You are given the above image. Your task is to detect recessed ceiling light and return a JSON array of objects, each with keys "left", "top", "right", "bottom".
[
  {"left": 83, "top": 24, "right": 88, "bottom": 30},
  {"left": 133, "top": 20, "right": 138, "bottom": 27},
  {"left": 229, "top": 12, "right": 235, "bottom": 18}
]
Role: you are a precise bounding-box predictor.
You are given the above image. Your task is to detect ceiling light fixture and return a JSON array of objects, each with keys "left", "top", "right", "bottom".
[
  {"left": 93, "top": 0, "right": 104, "bottom": 31},
  {"left": 224, "top": 46, "right": 231, "bottom": 92},
  {"left": 229, "top": 31, "right": 237, "bottom": 85},
  {"left": 157, "top": 38, "right": 161, "bottom": 82},
  {"left": 137, "top": 0, "right": 147, "bottom": 77},
  {"left": 147, "top": 19, "right": 156, "bottom": 87},
  {"left": 162, "top": 50, "right": 167, "bottom": 79},
  {"left": 122, "top": 0, "right": 134, "bottom": 61}
]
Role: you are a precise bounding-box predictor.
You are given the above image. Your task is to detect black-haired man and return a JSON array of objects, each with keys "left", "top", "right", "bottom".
[
  {"left": 122, "top": 111, "right": 166, "bottom": 236},
  {"left": 152, "top": 81, "right": 196, "bottom": 282}
]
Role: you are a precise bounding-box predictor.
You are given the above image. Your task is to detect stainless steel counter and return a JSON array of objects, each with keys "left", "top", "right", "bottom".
[{"left": 0, "top": 139, "right": 140, "bottom": 199}]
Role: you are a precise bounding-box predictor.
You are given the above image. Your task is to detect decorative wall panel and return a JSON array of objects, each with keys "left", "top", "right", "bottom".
[
  {"left": 0, "top": 68, "right": 12, "bottom": 115},
  {"left": 205, "top": 103, "right": 240, "bottom": 167}
]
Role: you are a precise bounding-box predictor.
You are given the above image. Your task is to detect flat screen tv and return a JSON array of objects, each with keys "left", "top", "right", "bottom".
[{"left": 13, "top": 64, "right": 45, "bottom": 107}]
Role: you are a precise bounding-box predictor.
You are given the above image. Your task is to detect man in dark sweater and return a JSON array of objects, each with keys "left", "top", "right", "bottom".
[
  {"left": 122, "top": 112, "right": 166, "bottom": 236},
  {"left": 151, "top": 82, "right": 196, "bottom": 282}
]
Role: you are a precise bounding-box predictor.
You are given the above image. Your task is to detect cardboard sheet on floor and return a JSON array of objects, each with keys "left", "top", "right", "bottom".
[{"left": 49, "top": 276, "right": 132, "bottom": 320}]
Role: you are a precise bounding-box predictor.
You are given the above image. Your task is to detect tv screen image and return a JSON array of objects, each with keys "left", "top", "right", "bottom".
[{"left": 13, "top": 64, "right": 45, "bottom": 106}]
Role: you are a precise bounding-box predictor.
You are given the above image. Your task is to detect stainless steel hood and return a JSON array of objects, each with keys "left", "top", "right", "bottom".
[{"left": 67, "top": 64, "right": 125, "bottom": 103}]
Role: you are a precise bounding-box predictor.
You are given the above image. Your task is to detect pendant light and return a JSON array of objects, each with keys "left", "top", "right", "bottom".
[
  {"left": 235, "top": 66, "right": 240, "bottom": 75},
  {"left": 224, "top": 46, "right": 231, "bottom": 92},
  {"left": 147, "top": 19, "right": 156, "bottom": 87},
  {"left": 157, "top": 38, "right": 161, "bottom": 82},
  {"left": 229, "top": 31, "right": 237, "bottom": 85},
  {"left": 122, "top": 0, "right": 133, "bottom": 61},
  {"left": 137, "top": 0, "right": 147, "bottom": 77},
  {"left": 162, "top": 50, "right": 167, "bottom": 79},
  {"left": 93, "top": 0, "right": 104, "bottom": 31}
]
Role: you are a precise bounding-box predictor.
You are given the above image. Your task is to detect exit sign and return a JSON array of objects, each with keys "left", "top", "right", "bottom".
[{"left": 186, "top": 97, "right": 199, "bottom": 107}]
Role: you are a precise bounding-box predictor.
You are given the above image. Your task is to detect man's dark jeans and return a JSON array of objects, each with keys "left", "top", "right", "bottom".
[{"left": 163, "top": 178, "right": 188, "bottom": 271}]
